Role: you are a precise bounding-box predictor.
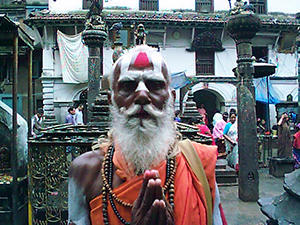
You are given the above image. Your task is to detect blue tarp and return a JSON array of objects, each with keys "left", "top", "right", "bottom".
[
  {"left": 171, "top": 71, "right": 191, "bottom": 89},
  {"left": 254, "top": 77, "right": 280, "bottom": 104}
]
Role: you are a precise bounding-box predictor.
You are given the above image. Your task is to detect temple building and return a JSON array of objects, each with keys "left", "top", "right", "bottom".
[{"left": 17, "top": 0, "right": 300, "bottom": 128}]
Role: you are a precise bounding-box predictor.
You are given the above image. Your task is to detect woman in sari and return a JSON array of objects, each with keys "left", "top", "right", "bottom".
[{"left": 223, "top": 112, "right": 239, "bottom": 171}]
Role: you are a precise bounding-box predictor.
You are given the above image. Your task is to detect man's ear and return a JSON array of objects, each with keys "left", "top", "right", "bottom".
[
  {"left": 107, "top": 91, "right": 112, "bottom": 105},
  {"left": 171, "top": 89, "right": 176, "bottom": 104}
]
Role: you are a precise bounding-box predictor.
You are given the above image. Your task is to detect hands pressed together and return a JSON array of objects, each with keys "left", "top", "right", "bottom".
[{"left": 131, "top": 170, "right": 175, "bottom": 225}]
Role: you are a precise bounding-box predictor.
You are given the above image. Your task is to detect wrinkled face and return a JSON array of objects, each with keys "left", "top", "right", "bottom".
[
  {"left": 109, "top": 46, "right": 176, "bottom": 173},
  {"left": 111, "top": 50, "right": 171, "bottom": 117}
]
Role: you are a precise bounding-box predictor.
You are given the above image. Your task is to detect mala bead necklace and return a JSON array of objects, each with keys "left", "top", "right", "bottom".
[{"left": 101, "top": 145, "right": 177, "bottom": 225}]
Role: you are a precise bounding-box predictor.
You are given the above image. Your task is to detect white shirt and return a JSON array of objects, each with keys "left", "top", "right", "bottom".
[{"left": 75, "top": 108, "right": 83, "bottom": 125}]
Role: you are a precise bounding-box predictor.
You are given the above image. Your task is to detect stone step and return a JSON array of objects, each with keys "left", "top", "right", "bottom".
[
  {"left": 216, "top": 159, "right": 227, "bottom": 170},
  {"left": 216, "top": 165, "right": 238, "bottom": 185},
  {"left": 216, "top": 168, "right": 237, "bottom": 176}
]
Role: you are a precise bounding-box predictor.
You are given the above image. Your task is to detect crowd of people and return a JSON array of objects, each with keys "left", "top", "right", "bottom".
[
  {"left": 175, "top": 106, "right": 300, "bottom": 171},
  {"left": 31, "top": 103, "right": 85, "bottom": 139},
  {"left": 180, "top": 107, "right": 239, "bottom": 171}
]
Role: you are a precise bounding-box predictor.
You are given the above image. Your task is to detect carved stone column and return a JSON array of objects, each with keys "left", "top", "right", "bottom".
[
  {"left": 82, "top": 0, "right": 107, "bottom": 123},
  {"left": 226, "top": 10, "right": 261, "bottom": 201}
]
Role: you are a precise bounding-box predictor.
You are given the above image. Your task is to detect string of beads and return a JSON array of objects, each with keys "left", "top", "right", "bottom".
[{"left": 101, "top": 145, "right": 177, "bottom": 225}]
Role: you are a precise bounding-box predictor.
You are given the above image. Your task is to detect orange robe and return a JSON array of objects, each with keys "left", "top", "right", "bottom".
[{"left": 90, "top": 142, "right": 217, "bottom": 225}]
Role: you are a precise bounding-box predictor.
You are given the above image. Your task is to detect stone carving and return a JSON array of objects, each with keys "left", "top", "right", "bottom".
[
  {"left": 84, "top": 0, "right": 105, "bottom": 32},
  {"left": 230, "top": 0, "right": 254, "bottom": 15},
  {"left": 134, "top": 24, "right": 147, "bottom": 45}
]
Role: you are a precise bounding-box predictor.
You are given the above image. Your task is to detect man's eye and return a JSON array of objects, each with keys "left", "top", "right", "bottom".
[
  {"left": 146, "top": 81, "right": 165, "bottom": 91},
  {"left": 119, "top": 81, "right": 136, "bottom": 92}
]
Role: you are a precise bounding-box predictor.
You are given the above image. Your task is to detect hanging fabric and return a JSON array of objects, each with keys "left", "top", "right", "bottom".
[
  {"left": 57, "top": 30, "right": 88, "bottom": 83},
  {"left": 254, "top": 77, "right": 280, "bottom": 104},
  {"left": 171, "top": 71, "right": 191, "bottom": 89}
]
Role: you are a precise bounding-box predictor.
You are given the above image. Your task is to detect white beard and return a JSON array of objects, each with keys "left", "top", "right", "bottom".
[{"left": 110, "top": 95, "right": 176, "bottom": 175}]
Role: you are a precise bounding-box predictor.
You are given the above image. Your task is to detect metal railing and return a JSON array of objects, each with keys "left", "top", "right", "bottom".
[{"left": 28, "top": 124, "right": 108, "bottom": 224}]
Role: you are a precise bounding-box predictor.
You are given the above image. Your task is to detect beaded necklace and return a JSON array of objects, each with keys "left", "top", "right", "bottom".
[{"left": 101, "top": 145, "right": 177, "bottom": 225}]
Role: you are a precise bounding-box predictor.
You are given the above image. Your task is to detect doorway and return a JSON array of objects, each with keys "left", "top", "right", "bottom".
[
  {"left": 256, "top": 101, "right": 269, "bottom": 129},
  {"left": 193, "top": 89, "right": 224, "bottom": 128}
]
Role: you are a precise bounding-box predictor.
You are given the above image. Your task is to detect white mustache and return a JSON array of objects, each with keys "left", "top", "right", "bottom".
[{"left": 120, "top": 104, "right": 165, "bottom": 118}]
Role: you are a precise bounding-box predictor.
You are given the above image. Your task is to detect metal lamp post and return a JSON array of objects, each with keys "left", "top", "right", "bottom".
[{"left": 226, "top": 2, "right": 261, "bottom": 201}]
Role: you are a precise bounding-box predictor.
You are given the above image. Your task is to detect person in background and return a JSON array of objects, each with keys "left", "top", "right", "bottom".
[
  {"left": 65, "top": 106, "right": 76, "bottom": 125},
  {"left": 174, "top": 110, "right": 181, "bottom": 122},
  {"left": 65, "top": 106, "right": 76, "bottom": 160},
  {"left": 223, "top": 111, "right": 239, "bottom": 171},
  {"left": 213, "top": 112, "right": 228, "bottom": 155},
  {"left": 197, "top": 103, "right": 208, "bottom": 125},
  {"left": 212, "top": 110, "right": 223, "bottom": 127},
  {"left": 31, "top": 108, "right": 44, "bottom": 138},
  {"left": 190, "top": 116, "right": 216, "bottom": 145},
  {"left": 257, "top": 118, "right": 267, "bottom": 135},
  {"left": 75, "top": 104, "right": 84, "bottom": 125},
  {"left": 277, "top": 113, "right": 292, "bottom": 158},
  {"left": 293, "top": 123, "right": 300, "bottom": 169}
]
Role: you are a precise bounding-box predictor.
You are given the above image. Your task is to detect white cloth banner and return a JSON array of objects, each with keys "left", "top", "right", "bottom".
[{"left": 57, "top": 30, "right": 88, "bottom": 83}]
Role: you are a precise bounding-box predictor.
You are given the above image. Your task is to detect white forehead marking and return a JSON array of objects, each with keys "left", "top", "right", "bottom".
[
  {"left": 118, "top": 51, "right": 163, "bottom": 81},
  {"left": 135, "top": 81, "right": 149, "bottom": 92}
]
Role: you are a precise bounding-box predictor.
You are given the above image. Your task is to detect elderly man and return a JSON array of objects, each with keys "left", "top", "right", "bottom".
[{"left": 68, "top": 45, "right": 226, "bottom": 225}]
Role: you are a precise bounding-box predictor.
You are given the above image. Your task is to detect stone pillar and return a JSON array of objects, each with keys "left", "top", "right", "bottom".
[
  {"left": 226, "top": 10, "right": 261, "bottom": 201},
  {"left": 40, "top": 25, "right": 58, "bottom": 126},
  {"left": 82, "top": 0, "right": 107, "bottom": 123},
  {"left": 41, "top": 78, "right": 58, "bottom": 126}
]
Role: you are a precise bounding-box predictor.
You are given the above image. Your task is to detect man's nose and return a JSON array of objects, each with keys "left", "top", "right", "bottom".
[{"left": 134, "top": 81, "right": 151, "bottom": 105}]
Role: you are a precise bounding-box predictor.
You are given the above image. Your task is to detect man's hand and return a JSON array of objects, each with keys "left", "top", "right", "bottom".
[{"left": 131, "top": 170, "right": 174, "bottom": 225}]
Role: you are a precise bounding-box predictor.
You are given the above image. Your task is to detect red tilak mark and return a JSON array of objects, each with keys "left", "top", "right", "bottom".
[{"left": 133, "top": 52, "right": 150, "bottom": 68}]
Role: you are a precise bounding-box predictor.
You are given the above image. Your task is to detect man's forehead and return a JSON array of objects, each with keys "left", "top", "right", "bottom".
[{"left": 117, "top": 51, "right": 164, "bottom": 78}]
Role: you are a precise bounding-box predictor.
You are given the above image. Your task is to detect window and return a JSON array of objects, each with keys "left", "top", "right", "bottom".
[
  {"left": 139, "top": 0, "right": 159, "bottom": 11},
  {"left": 195, "top": 0, "right": 213, "bottom": 13},
  {"left": 196, "top": 51, "right": 214, "bottom": 75},
  {"left": 249, "top": 0, "right": 267, "bottom": 14}
]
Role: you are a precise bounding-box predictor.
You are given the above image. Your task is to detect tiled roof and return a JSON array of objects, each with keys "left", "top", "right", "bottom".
[{"left": 24, "top": 9, "right": 300, "bottom": 29}]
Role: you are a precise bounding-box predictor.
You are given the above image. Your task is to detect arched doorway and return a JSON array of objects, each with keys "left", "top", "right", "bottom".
[{"left": 193, "top": 89, "right": 225, "bottom": 128}]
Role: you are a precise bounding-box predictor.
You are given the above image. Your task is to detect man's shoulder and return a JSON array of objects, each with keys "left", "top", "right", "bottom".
[
  {"left": 191, "top": 141, "right": 217, "bottom": 153},
  {"left": 190, "top": 141, "right": 218, "bottom": 166},
  {"left": 69, "top": 150, "right": 104, "bottom": 184}
]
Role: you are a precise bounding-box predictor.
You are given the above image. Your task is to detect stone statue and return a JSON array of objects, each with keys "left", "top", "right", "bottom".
[
  {"left": 84, "top": 0, "right": 105, "bottom": 31},
  {"left": 134, "top": 24, "right": 147, "bottom": 45},
  {"left": 109, "top": 22, "right": 124, "bottom": 63},
  {"left": 230, "top": 0, "right": 254, "bottom": 15}
]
